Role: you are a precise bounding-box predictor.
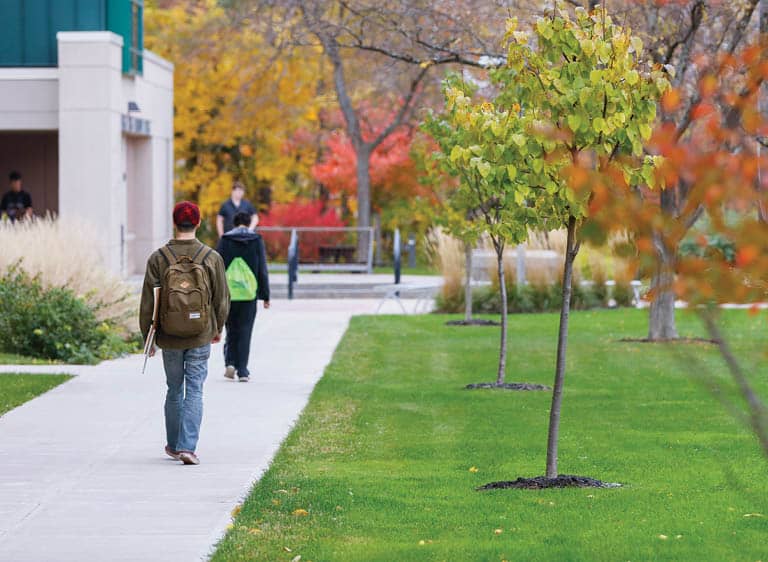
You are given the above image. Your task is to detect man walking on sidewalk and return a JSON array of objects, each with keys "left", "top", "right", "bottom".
[
  {"left": 217, "top": 211, "right": 270, "bottom": 382},
  {"left": 140, "top": 201, "right": 230, "bottom": 465}
]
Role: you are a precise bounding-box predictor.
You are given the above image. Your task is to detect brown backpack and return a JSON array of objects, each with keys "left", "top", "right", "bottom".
[{"left": 158, "top": 244, "right": 212, "bottom": 338}]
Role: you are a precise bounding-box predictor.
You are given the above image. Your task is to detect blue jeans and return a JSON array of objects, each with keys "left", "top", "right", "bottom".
[{"left": 162, "top": 344, "right": 210, "bottom": 453}]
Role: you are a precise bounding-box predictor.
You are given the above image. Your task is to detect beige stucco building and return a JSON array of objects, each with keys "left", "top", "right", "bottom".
[{"left": 0, "top": 1, "right": 174, "bottom": 275}]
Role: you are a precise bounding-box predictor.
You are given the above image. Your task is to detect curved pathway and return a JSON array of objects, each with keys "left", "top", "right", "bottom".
[{"left": 0, "top": 299, "right": 410, "bottom": 561}]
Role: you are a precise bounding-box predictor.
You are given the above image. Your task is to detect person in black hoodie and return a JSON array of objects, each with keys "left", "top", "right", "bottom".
[{"left": 216, "top": 212, "right": 270, "bottom": 382}]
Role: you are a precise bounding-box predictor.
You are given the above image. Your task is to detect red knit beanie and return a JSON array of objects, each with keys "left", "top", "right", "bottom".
[{"left": 172, "top": 201, "right": 200, "bottom": 227}]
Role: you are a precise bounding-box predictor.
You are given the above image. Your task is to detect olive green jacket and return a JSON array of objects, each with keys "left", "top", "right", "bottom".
[{"left": 139, "top": 238, "right": 230, "bottom": 350}]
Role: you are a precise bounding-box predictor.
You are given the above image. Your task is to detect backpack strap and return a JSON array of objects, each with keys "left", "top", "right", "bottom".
[
  {"left": 192, "top": 244, "right": 212, "bottom": 266},
  {"left": 159, "top": 245, "right": 177, "bottom": 266}
]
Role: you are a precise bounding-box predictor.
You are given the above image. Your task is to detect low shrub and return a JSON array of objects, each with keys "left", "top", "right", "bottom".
[
  {"left": 613, "top": 282, "right": 635, "bottom": 308},
  {"left": 259, "top": 200, "right": 347, "bottom": 262},
  {"left": 434, "top": 279, "right": 636, "bottom": 314},
  {"left": 0, "top": 266, "right": 135, "bottom": 363}
]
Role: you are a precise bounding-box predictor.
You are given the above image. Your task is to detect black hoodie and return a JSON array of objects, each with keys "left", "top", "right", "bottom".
[{"left": 216, "top": 227, "right": 270, "bottom": 301}]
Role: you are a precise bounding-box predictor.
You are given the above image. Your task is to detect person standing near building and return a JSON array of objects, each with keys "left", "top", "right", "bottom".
[
  {"left": 0, "top": 171, "right": 33, "bottom": 221},
  {"left": 216, "top": 212, "right": 270, "bottom": 382},
  {"left": 140, "top": 201, "right": 230, "bottom": 466},
  {"left": 216, "top": 181, "right": 258, "bottom": 237}
]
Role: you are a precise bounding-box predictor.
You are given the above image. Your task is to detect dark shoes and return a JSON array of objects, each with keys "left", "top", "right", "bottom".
[
  {"left": 178, "top": 451, "right": 200, "bottom": 465},
  {"left": 165, "top": 446, "right": 181, "bottom": 460}
]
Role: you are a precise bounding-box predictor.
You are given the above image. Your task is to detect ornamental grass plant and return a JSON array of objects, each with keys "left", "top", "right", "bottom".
[
  {"left": 427, "top": 227, "right": 465, "bottom": 306},
  {"left": 0, "top": 215, "right": 137, "bottom": 335},
  {"left": 0, "top": 216, "right": 139, "bottom": 362}
]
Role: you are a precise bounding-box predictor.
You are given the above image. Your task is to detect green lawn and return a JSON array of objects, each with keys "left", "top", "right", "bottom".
[
  {"left": 0, "top": 374, "right": 72, "bottom": 416},
  {"left": 0, "top": 352, "right": 59, "bottom": 365},
  {"left": 214, "top": 309, "right": 768, "bottom": 562}
]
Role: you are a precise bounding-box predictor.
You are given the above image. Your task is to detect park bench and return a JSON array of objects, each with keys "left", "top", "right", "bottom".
[{"left": 318, "top": 244, "right": 357, "bottom": 263}]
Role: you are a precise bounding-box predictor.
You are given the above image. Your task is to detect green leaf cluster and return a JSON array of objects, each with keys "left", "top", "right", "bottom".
[{"left": 423, "top": 7, "right": 669, "bottom": 243}]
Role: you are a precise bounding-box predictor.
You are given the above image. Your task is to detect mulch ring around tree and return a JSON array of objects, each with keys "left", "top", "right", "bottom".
[
  {"left": 445, "top": 319, "right": 501, "bottom": 327},
  {"left": 618, "top": 337, "right": 719, "bottom": 345},
  {"left": 477, "top": 475, "right": 622, "bottom": 490},
  {"left": 465, "top": 382, "right": 551, "bottom": 391}
]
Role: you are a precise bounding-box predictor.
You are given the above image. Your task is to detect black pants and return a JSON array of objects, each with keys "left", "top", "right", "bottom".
[{"left": 224, "top": 300, "right": 257, "bottom": 377}]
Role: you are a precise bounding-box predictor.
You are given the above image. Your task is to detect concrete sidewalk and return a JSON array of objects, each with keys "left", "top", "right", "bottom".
[{"left": 0, "top": 299, "right": 407, "bottom": 561}]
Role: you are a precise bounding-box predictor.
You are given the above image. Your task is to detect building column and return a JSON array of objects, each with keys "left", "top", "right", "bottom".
[{"left": 57, "top": 31, "right": 125, "bottom": 274}]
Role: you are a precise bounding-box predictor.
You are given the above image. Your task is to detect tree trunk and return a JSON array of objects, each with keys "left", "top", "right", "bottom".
[
  {"left": 648, "top": 240, "right": 678, "bottom": 340},
  {"left": 496, "top": 243, "right": 508, "bottom": 385},
  {"left": 545, "top": 215, "right": 579, "bottom": 478},
  {"left": 648, "top": 188, "right": 679, "bottom": 340},
  {"left": 464, "top": 241, "right": 473, "bottom": 322},
  {"left": 355, "top": 145, "right": 372, "bottom": 258}
]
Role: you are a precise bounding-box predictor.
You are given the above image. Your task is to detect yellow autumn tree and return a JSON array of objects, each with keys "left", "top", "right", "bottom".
[{"left": 144, "top": 0, "right": 324, "bottom": 228}]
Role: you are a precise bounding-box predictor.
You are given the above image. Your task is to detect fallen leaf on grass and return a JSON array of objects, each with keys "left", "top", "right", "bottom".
[
  {"left": 658, "top": 535, "right": 668, "bottom": 540},
  {"left": 418, "top": 540, "right": 426, "bottom": 546},
  {"left": 468, "top": 466, "right": 479, "bottom": 473},
  {"left": 231, "top": 505, "right": 242, "bottom": 518},
  {"left": 283, "top": 546, "right": 293, "bottom": 552},
  {"left": 494, "top": 529, "right": 503, "bottom": 535},
  {"left": 293, "top": 509, "right": 309, "bottom": 517},
  {"left": 744, "top": 513, "right": 764, "bottom": 518},
  {"left": 272, "top": 499, "right": 281, "bottom": 506},
  {"left": 675, "top": 535, "right": 683, "bottom": 540},
  {"left": 248, "top": 528, "right": 262, "bottom": 535},
  {"left": 291, "top": 556, "right": 302, "bottom": 562}
]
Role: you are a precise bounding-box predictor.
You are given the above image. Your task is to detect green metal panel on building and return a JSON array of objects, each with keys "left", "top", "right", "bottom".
[
  {"left": 107, "top": 0, "right": 143, "bottom": 75},
  {"left": 0, "top": 0, "right": 142, "bottom": 75}
]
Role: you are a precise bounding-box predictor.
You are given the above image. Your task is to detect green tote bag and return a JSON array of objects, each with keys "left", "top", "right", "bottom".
[{"left": 225, "top": 257, "right": 258, "bottom": 301}]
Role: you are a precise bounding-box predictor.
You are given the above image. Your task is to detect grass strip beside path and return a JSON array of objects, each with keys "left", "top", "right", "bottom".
[
  {"left": 214, "top": 310, "right": 768, "bottom": 562},
  {"left": 0, "top": 352, "right": 60, "bottom": 365},
  {"left": 0, "top": 374, "right": 72, "bottom": 416}
]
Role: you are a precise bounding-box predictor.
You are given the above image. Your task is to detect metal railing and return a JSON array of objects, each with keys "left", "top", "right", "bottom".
[
  {"left": 257, "top": 226, "right": 374, "bottom": 273},
  {"left": 287, "top": 228, "right": 298, "bottom": 300}
]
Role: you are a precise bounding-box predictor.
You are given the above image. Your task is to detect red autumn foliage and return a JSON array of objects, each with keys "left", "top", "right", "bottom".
[
  {"left": 311, "top": 106, "right": 427, "bottom": 210},
  {"left": 259, "top": 200, "right": 348, "bottom": 263}
]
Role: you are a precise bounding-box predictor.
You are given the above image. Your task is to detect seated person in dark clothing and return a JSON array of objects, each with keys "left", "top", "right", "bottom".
[
  {"left": 0, "top": 171, "right": 33, "bottom": 222},
  {"left": 216, "top": 211, "right": 270, "bottom": 382},
  {"left": 216, "top": 181, "right": 258, "bottom": 237}
]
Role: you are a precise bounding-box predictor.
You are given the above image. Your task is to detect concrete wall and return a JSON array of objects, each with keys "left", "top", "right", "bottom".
[
  {"left": 122, "top": 49, "right": 174, "bottom": 274},
  {"left": 0, "top": 132, "right": 58, "bottom": 214},
  {"left": 57, "top": 31, "right": 173, "bottom": 275},
  {"left": 58, "top": 31, "right": 124, "bottom": 272},
  {"left": 0, "top": 68, "right": 58, "bottom": 130}
]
